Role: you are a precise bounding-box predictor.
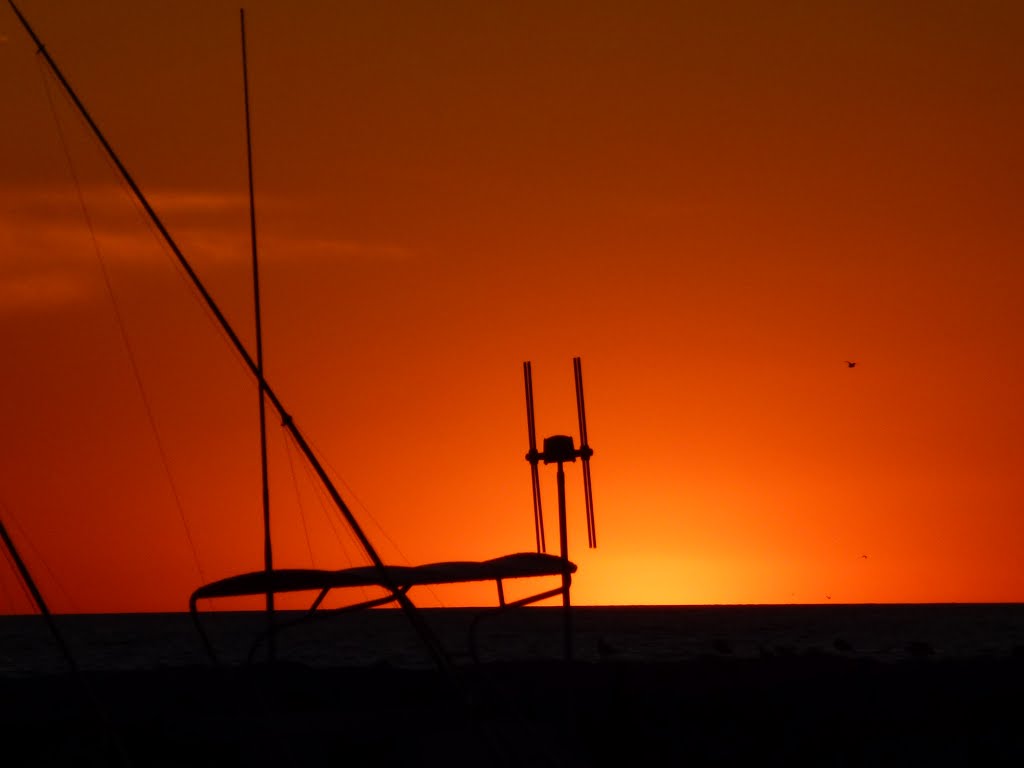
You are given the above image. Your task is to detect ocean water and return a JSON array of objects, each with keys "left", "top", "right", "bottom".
[{"left": 1, "top": 604, "right": 1022, "bottom": 677}]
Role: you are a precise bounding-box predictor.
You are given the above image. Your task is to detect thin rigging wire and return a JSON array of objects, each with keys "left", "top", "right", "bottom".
[
  {"left": 302, "top": 432, "right": 412, "bottom": 564},
  {"left": 287, "top": 431, "right": 363, "bottom": 566},
  {"left": 299, "top": 432, "right": 447, "bottom": 608},
  {"left": 37, "top": 60, "right": 207, "bottom": 585},
  {"left": 280, "top": 425, "right": 317, "bottom": 568},
  {"left": 284, "top": 427, "right": 394, "bottom": 606}
]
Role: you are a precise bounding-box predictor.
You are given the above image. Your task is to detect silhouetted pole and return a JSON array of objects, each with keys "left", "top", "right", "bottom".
[
  {"left": 0, "top": 516, "right": 78, "bottom": 674},
  {"left": 7, "top": 0, "right": 452, "bottom": 676},
  {"left": 555, "top": 460, "right": 573, "bottom": 661},
  {"left": 0, "top": 515, "right": 134, "bottom": 766},
  {"left": 239, "top": 6, "right": 275, "bottom": 664}
]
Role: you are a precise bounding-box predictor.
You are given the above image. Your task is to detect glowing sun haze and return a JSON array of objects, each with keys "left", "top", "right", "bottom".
[{"left": 1, "top": 0, "right": 1022, "bottom": 612}]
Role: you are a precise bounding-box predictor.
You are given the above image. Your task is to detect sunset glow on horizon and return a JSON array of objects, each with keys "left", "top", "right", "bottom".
[{"left": 1, "top": 1, "right": 1023, "bottom": 613}]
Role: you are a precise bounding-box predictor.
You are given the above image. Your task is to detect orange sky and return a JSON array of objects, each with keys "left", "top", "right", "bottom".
[{"left": 1, "top": 1, "right": 1022, "bottom": 613}]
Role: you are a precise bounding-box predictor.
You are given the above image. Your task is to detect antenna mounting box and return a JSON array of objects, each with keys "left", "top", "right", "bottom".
[{"left": 542, "top": 435, "right": 577, "bottom": 463}]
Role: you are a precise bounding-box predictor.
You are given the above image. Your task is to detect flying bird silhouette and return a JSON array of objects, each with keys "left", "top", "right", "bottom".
[{"left": 844, "top": 361, "right": 857, "bottom": 368}]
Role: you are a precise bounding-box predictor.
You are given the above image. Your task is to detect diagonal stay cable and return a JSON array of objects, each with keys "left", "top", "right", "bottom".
[
  {"left": 280, "top": 425, "right": 319, "bottom": 569},
  {"left": 36, "top": 59, "right": 206, "bottom": 586},
  {"left": 0, "top": 491, "right": 78, "bottom": 613}
]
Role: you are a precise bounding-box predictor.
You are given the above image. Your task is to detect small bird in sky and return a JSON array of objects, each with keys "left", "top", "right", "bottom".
[
  {"left": 844, "top": 361, "right": 857, "bottom": 368},
  {"left": 861, "top": 554, "right": 868, "bottom": 559}
]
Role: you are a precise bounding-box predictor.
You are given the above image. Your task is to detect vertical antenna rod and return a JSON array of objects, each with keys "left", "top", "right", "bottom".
[
  {"left": 523, "top": 361, "right": 546, "bottom": 553},
  {"left": 6, "top": 0, "right": 452, "bottom": 674},
  {"left": 574, "top": 357, "right": 596, "bottom": 548},
  {"left": 240, "top": 7, "right": 275, "bottom": 662}
]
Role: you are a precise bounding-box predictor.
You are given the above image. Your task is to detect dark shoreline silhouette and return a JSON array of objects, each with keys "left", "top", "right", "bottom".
[
  {"left": 2, "top": 606, "right": 1023, "bottom": 766},
  {"left": 2, "top": 655, "right": 1022, "bottom": 766}
]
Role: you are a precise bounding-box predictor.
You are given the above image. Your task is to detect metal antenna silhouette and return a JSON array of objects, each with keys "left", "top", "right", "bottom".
[{"left": 524, "top": 356, "right": 596, "bottom": 660}]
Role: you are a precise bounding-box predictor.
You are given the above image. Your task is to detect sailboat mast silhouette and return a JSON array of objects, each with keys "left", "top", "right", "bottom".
[
  {"left": 239, "top": 8, "right": 276, "bottom": 663},
  {"left": 6, "top": 0, "right": 452, "bottom": 672}
]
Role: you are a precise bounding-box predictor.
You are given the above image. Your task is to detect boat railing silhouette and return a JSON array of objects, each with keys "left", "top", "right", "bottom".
[{"left": 8, "top": 0, "right": 599, "bottom": 670}]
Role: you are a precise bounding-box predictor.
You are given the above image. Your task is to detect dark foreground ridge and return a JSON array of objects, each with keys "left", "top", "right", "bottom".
[{"left": 2, "top": 654, "right": 1022, "bottom": 767}]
